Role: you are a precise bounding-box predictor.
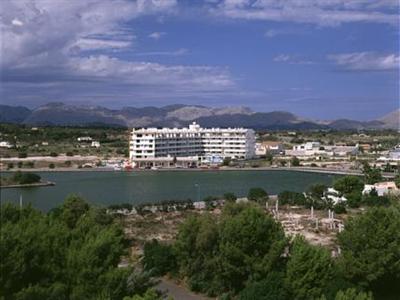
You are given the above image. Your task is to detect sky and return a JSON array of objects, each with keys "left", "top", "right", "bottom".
[{"left": 0, "top": 0, "right": 399, "bottom": 120}]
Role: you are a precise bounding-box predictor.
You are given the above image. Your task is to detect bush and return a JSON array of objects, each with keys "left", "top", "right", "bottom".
[
  {"left": 49, "top": 163, "right": 55, "bottom": 169},
  {"left": 24, "top": 161, "right": 35, "bottom": 168},
  {"left": 224, "top": 192, "right": 237, "bottom": 203},
  {"left": 17, "top": 161, "right": 23, "bottom": 168},
  {"left": 291, "top": 156, "right": 300, "bottom": 167},
  {"left": 49, "top": 152, "right": 58, "bottom": 157},
  {"left": 333, "top": 202, "right": 347, "bottom": 214},
  {"left": 346, "top": 191, "right": 362, "bottom": 208},
  {"left": 66, "top": 151, "right": 74, "bottom": 156},
  {"left": 12, "top": 171, "right": 41, "bottom": 184},
  {"left": 18, "top": 152, "right": 27, "bottom": 158},
  {"left": 143, "top": 240, "right": 177, "bottom": 276},
  {"left": 278, "top": 191, "right": 306, "bottom": 206},
  {"left": 7, "top": 163, "right": 14, "bottom": 169},
  {"left": 248, "top": 187, "right": 269, "bottom": 204}
]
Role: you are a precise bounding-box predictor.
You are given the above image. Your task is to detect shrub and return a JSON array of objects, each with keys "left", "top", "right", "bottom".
[
  {"left": 18, "top": 152, "right": 27, "bottom": 158},
  {"left": 12, "top": 171, "right": 41, "bottom": 184},
  {"left": 291, "top": 156, "right": 300, "bottom": 167},
  {"left": 49, "top": 163, "right": 55, "bottom": 169},
  {"left": 49, "top": 152, "right": 58, "bottom": 157},
  {"left": 24, "top": 161, "right": 35, "bottom": 168},
  {"left": 278, "top": 191, "right": 306, "bottom": 206},
  {"left": 143, "top": 240, "right": 177, "bottom": 276},
  {"left": 224, "top": 192, "right": 237, "bottom": 203},
  {"left": 333, "top": 202, "right": 347, "bottom": 214},
  {"left": 248, "top": 187, "right": 269, "bottom": 204}
]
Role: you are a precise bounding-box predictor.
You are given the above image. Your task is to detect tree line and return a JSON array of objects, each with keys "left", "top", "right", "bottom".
[{"left": 143, "top": 202, "right": 400, "bottom": 300}]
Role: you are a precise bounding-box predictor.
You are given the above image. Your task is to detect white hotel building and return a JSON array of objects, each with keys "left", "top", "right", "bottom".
[{"left": 129, "top": 122, "right": 255, "bottom": 168}]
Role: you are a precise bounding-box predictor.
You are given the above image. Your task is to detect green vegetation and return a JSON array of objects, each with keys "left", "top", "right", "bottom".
[
  {"left": 337, "top": 205, "right": 400, "bottom": 299},
  {"left": 0, "top": 195, "right": 163, "bottom": 300},
  {"left": 291, "top": 156, "right": 301, "bottom": 167},
  {"left": 223, "top": 192, "right": 237, "bottom": 203},
  {"left": 0, "top": 171, "right": 41, "bottom": 186},
  {"left": 247, "top": 187, "right": 269, "bottom": 204},
  {"left": 362, "top": 163, "right": 383, "bottom": 184},
  {"left": 143, "top": 240, "right": 176, "bottom": 277},
  {"left": 174, "top": 203, "right": 286, "bottom": 296},
  {"left": 0, "top": 124, "right": 129, "bottom": 158},
  {"left": 278, "top": 191, "right": 306, "bottom": 206},
  {"left": 141, "top": 202, "right": 400, "bottom": 299}
]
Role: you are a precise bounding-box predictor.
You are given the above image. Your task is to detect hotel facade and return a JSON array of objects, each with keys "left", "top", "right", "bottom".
[{"left": 129, "top": 122, "right": 255, "bottom": 168}]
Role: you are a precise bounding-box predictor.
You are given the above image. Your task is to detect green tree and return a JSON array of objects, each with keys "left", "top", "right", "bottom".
[
  {"left": 362, "top": 163, "right": 383, "bottom": 184},
  {"left": 291, "top": 156, "right": 301, "bottom": 167},
  {"left": 337, "top": 206, "right": 400, "bottom": 298},
  {"left": 143, "top": 240, "right": 176, "bottom": 276},
  {"left": 174, "top": 203, "right": 286, "bottom": 296},
  {"left": 305, "top": 184, "right": 329, "bottom": 209},
  {"left": 0, "top": 197, "right": 154, "bottom": 300},
  {"left": 223, "top": 192, "right": 237, "bottom": 203},
  {"left": 278, "top": 191, "right": 306, "bottom": 206},
  {"left": 285, "top": 236, "right": 335, "bottom": 300},
  {"left": 333, "top": 176, "right": 364, "bottom": 196},
  {"left": 61, "top": 194, "right": 89, "bottom": 228},
  {"left": 247, "top": 187, "right": 269, "bottom": 204},
  {"left": 394, "top": 174, "right": 400, "bottom": 188},
  {"left": 238, "top": 272, "right": 287, "bottom": 300},
  {"left": 335, "top": 288, "right": 373, "bottom": 300},
  {"left": 222, "top": 157, "right": 231, "bottom": 166}
]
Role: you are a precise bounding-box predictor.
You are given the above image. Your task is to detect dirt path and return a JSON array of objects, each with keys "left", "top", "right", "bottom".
[{"left": 156, "top": 278, "right": 214, "bottom": 300}]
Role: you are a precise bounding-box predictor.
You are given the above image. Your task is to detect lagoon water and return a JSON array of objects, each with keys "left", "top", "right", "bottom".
[{"left": 1, "top": 170, "right": 340, "bottom": 211}]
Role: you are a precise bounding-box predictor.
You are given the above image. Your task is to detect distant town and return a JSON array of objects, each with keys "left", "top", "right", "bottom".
[{"left": 1, "top": 122, "right": 399, "bottom": 173}]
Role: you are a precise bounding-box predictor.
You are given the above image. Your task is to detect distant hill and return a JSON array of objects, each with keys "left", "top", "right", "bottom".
[
  {"left": 0, "top": 105, "right": 31, "bottom": 123},
  {"left": 328, "top": 119, "right": 385, "bottom": 130},
  {"left": 0, "top": 102, "right": 398, "bottom": 130},
  {"left": 378, "top": 109, "right": 400, "bottom": 130}
]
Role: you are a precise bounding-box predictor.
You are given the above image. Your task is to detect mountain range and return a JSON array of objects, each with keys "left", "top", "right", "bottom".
[{"left": 0, "top": 102, "right": 398, "bottom": 130}]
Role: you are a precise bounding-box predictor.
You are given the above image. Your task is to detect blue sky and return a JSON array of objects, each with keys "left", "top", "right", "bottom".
[{"left": 1, "top": 0, "right": 399, "bottom": 120}]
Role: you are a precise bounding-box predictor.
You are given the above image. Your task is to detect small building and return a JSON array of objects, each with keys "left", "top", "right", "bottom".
[
  {"left": 256, "top": 141, "right": 284, "bottom": 155},
  {"left": 359, "top": 144, "right": 372, "bottom": 152},
  {"left": 0, "top": 141, "right": 12, "bottom": 148},
  {"left": 363, "top": 182, "right": 399, "bottom": 196},
  {"left": 77, "top": 136, "right": 93, "bottom": 142},
  {"left": 388, "top": 145, "right": 400, "bottom": 161},
  {"left": 91, "top": 141, "right": 101, "bottom": 148},
  {"left": 325, "top": 188, "right": 347, "bottom": 205}
]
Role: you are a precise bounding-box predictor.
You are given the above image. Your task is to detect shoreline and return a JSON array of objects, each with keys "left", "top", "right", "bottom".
[
  {"left": 1, "top": 166, "right": 395, "bottom": 178},
  {"left": 0, "top": 181, "right": 55, "bottom": 189}
]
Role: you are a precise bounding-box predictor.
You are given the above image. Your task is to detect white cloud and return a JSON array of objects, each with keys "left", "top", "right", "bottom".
[
  {"left": 148, "top": 32, "right": 166, "bottom": 40},
  {"left": 1, "top": 0, "right": 178, "bottom": 68},
  {"left": 1, "top": 0, "right": 238, "bottom": 105},
  {"left": 273, "top": 54, "right": 314, "bottom": 65},
  {"left": 211, "top": 0, "right": 398, "bottom": 26},
  {"left": 328, "top": 52, "right": 399, "bottom": 71},
  {"left": 69, "top": 55, "right": 233, "bottom": 89},
  {"left": 134, "top": 48, "right": 188, "bottom": 56}
]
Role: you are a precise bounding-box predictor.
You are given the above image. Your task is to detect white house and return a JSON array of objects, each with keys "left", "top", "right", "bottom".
[
  {"left": 325, "top": 188, "right": 347, "bottom": 205},
  {"left": 363, "top": 181, "right": 399, "bottom": 196},
  {"left": 91, "top": 141, "right": 101, "bottom": 148},
  {"left": 0, "top": 141, "right": 12, "bottom": 148}
]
